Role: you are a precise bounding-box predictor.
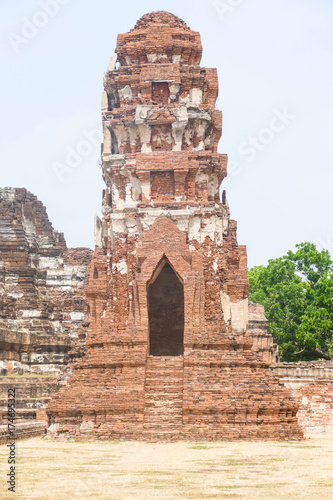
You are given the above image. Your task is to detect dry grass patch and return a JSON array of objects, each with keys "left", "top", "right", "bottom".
[{"left": 0, "top": 434, "right": 333, "bottom": 499}]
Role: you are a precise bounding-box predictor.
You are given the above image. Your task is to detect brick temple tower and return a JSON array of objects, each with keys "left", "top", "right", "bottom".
[{"left": 47, "top": 12, "right": 303, "bottom": 441}]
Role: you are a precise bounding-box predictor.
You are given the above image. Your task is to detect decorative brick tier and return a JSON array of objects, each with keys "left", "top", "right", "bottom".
[{"left": 47, "top": 11, "right": 303, "bottom": 441}]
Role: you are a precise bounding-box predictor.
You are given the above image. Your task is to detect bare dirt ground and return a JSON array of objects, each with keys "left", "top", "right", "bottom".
[{"left": 0, "top": 433, "right": 333, "bottom": 499}]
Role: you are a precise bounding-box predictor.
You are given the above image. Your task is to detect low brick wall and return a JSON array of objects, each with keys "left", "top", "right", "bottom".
[
  {"left": 271, "top": 362, "right": 333, "bottom": 433},
  {"left": 0, "top": 422, "right": 46, "bottom": 445}
]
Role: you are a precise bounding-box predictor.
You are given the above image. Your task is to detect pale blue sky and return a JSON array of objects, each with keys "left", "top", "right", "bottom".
[{"left": 1, "top": 0, "right": 333, "bottom": 267}]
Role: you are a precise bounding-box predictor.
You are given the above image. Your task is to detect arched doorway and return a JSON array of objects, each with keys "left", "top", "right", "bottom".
[{"left": 148, "top": 259, "right": 184, "bottom": 356}]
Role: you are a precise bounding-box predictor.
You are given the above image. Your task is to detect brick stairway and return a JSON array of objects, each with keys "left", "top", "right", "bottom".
[
  {"left": 143, "top": 356, "right": 184, "bottom": 441},
  {"left": 0, "top": 376, "right": 61, "bottom": 442}
]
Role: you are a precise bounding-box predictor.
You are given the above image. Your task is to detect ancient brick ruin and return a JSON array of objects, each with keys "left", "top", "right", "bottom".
[
  {"left": 0, "top": 188, "right": 91, "bottom": 440},
  {"left": 46, "top": 12, "right": 303, "bottom": 441},
  {"left": 272, "top": 362, "right": 333, "bottom": 433},
  {"left": 247, "top": 303, "right": 279, "bottom": 364}
]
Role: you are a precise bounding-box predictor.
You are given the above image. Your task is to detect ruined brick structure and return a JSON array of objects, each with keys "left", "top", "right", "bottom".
[
  {"left": 247, "top": 303, "right": 279, "bottom": 364},
  {"left": 0, "top": 188, "right": 91, "bottom": 430},
  {"left": 47, "top": 12, "right": 303, "bottom": 441},
  {"left": 271, "top": 362, "right": 333, "bottom": 433}
]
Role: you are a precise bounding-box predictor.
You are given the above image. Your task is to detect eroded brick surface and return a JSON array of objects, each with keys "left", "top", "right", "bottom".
[
  {"left": 247, "top": 302, "right": 280, "bottom": 364},
  {"left": 47, "top": 11, "right": 303, "bottom": 441},
  {"left": 271, "top": 362, "right": 333, "bottom": 433},
  {"left": 0, "top": 188, "right": 92, "bottom": 426}
]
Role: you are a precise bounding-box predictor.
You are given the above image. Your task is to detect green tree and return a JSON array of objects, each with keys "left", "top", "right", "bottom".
[{"left": 248, "top": 243, "right": 333, "bottom": 361}]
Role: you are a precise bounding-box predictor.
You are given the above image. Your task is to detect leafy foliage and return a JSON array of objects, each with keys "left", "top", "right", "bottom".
[{"left": 248, "top": 243, "right": 333, "bottom": 361}]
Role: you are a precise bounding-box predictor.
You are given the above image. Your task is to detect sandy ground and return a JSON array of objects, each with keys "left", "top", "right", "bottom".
[{"left": 0, "top": 433, "right": 332, "bottom": 499}]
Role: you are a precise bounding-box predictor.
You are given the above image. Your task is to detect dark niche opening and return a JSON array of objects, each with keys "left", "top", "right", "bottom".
[
  {"left": 148, "top": 261, "right": 184, "bottom": 356},
  {"left": 110, "top": 128, "right": 119, "bottom": 154},
  {"left": 107, "top": 91, "right": 119, "bottom": 111}
]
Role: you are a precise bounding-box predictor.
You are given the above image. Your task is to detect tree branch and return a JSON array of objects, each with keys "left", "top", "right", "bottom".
[{"left": 307, "top": 347, "right": 332, "bottom": 360}]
